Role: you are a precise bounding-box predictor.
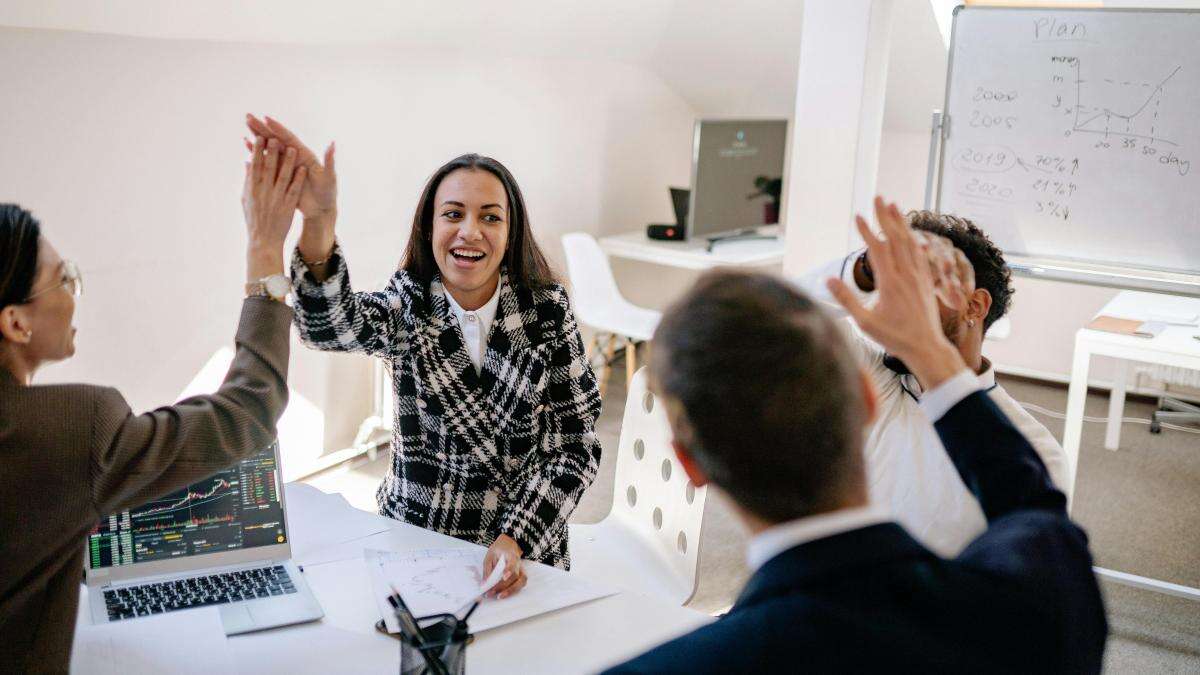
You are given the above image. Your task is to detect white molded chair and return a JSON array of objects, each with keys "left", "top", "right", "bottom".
[
  {"left": 561, "top": 232, "right": 662, "bottom": 398},
  {"left": 569, "top": 368, "right": 707, "bottom": 606}
]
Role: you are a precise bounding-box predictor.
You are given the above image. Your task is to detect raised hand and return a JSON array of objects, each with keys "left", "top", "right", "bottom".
[
  {"left": 244, "top": 114, "right": 337, "bottom": 269},
  {"left": 242, "top": 136, "right": 305, "bottom": 282},
  {"left": 245, "top": 114, "right": 336, "bottom": 220},
  {"left": 826, "top": 197, "right": 970, "bottom": 389},
  {"left": 919, "top": 230, "right": 975, "bottom": 316}
]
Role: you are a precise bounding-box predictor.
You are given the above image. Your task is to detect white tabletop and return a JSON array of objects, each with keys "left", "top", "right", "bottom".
[
  {"left": 1079, "top": 290, "right": 1200, "bottom": 359},
  {"left": 599, "top": 226, "right": 784, "bottom": 270},
  {"left": 79, "top": 484, "right": 710, "bottom": 675}
]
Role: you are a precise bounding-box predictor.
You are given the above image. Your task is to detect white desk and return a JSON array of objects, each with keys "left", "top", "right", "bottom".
[
  {"left": 78, "top": 485, "right": 711, "bottom": 674},
  {"left": 599, "top": 226, "right": 784, "bottom": 270},
  {"left": 1063, "top": 290, "right": 1200, "bottom": 602}
]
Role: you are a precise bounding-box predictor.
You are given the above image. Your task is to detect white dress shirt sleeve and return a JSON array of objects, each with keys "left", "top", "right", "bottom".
[
  {"left": 918, "top": 369, "right": 985, "bottom": 422},
  {"left": 790, "top": 250, "right": 868, "bottom": 318}
]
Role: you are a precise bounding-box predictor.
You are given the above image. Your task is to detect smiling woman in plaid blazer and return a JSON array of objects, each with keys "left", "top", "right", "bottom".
[{"left": 246, "top": 116, "right": 602, "bottom": 596}]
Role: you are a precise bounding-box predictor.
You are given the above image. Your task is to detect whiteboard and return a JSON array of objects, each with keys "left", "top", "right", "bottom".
[{"left": 936, "top": 6, "right": 1200, "bottom": 286}]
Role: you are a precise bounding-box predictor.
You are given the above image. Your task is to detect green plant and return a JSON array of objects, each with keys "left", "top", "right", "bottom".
[{"left": 747, "top": 176, "right": 782, "bottom": 208}]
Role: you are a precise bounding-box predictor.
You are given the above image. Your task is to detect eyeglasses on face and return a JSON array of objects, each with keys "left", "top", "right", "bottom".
[{"left": 24, "top": 260, "right": 83, "bottom": 302}]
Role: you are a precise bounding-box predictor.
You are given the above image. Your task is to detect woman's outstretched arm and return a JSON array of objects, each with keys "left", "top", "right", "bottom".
[{"left": 91, "top": 136, "right": 302, "bottom": 514}]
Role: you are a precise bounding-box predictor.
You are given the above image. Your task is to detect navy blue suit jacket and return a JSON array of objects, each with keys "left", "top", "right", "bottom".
[{"left": 603, "top": 391, "right": 1107, "bottom": 674}]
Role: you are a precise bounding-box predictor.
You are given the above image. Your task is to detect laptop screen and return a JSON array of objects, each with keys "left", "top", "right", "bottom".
[{"left": 87, "top": 443, "right": 288, "bottom": 570}]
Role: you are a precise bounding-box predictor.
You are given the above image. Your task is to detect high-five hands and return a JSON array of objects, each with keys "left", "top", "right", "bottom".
[
  {"left": 826, "top": 197, "right": 973, "bottom": 389},
  {"left": 244, "top": 114, "right": 338, "bottom": 272},
  {"left": 919, "top": 230, "right": 975, "bottom": 316},
  {"left": 244, "top": 115, "right": 337, "bottom": 222},
  {"left": 241, "top": 135, "right": 305, "bottom": 282}
]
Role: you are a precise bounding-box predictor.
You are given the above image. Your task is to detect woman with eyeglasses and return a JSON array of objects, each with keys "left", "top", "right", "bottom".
[{"left": 0, "top": 137, "right": 302, "bottom": 672}]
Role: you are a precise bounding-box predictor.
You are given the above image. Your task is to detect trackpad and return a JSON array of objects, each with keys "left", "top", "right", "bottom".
[
  {"left": 220, "top": 604, "right": 255, "bottom": 635},
  {"left": 248, "top": 596, "right": 307, "bottom": 628}
]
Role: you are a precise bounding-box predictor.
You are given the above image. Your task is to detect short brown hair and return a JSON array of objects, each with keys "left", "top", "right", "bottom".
[
  {"left": 401, "top": 154, "right": 558, "bottom": 290},
  {"left": 648, "top": 270, "right": 867, "bottom": 523}
]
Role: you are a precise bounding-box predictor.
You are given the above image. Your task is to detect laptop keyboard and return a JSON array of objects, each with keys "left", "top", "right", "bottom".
[{"left": 103, "top": 564, "right": 296, "bottom": 621}]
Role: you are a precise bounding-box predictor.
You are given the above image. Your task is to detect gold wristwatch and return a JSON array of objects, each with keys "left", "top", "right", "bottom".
[{"left": 245, "top": 274, "right": 292, "bottom": 301}]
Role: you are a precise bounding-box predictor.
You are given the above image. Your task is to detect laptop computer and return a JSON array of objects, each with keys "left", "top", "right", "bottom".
[{"left": 84, "top": 441, "right": 323, "bottom": 635}]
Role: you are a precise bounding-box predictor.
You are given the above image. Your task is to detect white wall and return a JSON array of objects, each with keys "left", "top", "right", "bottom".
[
  {"left": 0, "top": 27, "right": 695, "bottom": 464},
  {"left": 876, "top": 129, "right": 930, "bottom": 208}
]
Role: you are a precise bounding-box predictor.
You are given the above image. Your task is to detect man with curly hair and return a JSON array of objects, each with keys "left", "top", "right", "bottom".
[{"left": 796, "top": 210, "right": 1069, "bottom": 556}]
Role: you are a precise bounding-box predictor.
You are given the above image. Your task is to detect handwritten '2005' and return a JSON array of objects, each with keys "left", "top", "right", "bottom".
[{"left": 970, "top": 110, "right": 1017, "bottom": 130}]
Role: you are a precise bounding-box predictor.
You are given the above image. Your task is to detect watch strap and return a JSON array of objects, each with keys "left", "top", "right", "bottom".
[
  {"left": 245, "top": 280, "right": 270, "bottom": 298},
  {"left": 245, "top": 275, "right": 290, "bottom": 301}
]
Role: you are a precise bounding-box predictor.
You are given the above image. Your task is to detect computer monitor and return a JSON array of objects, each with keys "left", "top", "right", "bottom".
[
  {"left": 86, "top": 443, "right": 288, "bottom": 570},
  {"left": 687, "top": 119, "right": 788, "bottom": 241}
]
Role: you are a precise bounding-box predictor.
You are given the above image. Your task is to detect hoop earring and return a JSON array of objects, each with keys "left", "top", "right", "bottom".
[{"left": 967, "top": 320, "right": 976, "bottom": 329}]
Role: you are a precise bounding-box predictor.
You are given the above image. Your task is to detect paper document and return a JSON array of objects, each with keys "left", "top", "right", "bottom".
[
  {"left": 366, "top": 548, "right": 617, "bottom": 634},
  {"left": 1147, "top": 310, "right": 1199, "bottom": 326},
  {"left": 71, "top": 607, "right": 233, "bottom": 675},
  {"left": 468, "top": 554, "right": 506, "bottom": 607},
  {"left": 285, "top": 483, "right": 392, "bottom": 565}
]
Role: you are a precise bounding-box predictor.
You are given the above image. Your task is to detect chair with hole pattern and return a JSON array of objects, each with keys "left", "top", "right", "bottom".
[{"left": 568, "top": 367, "right": 707, "bottom": 606}]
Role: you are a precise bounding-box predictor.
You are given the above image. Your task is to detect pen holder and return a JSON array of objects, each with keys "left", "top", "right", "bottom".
[{"left": 399, "top": 614, "right": 471, "bottom": 675}]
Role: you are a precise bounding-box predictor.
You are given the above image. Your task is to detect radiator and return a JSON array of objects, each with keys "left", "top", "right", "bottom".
[{"left": 1136, "top": 364, "right": 1200, "bottom": 391}]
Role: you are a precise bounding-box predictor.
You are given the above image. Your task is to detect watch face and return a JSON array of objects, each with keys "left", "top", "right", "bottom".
[{"left": 265, "top": 275, "right": 291, "bottom": 299}]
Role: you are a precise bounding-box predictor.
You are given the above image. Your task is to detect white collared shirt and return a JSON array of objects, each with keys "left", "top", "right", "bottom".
[
  {"left": 793, "top": 253, "right": 1071, "bottom": 557},
  {"left": 747, "top": 503, "right": 891, "bottom": 571},
  {"left": 443, "top": 283, "right": 501, "bottom": 374}
]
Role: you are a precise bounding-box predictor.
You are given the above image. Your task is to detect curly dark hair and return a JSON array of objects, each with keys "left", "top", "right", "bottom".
[{"left": 907, "top": 210, "right": 1013, "bottom": 332}]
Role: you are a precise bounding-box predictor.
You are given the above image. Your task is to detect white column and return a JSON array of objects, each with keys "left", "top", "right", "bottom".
[{"left": 781, "top": 0, "right": 894, "bottom": 276}]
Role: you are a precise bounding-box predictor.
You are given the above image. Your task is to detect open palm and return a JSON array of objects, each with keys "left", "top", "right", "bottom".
[
  {"left": 245, "top": 114, "right": 336, "bottom": 221},
  {"left": 826, "top": 197, "right": 973, "bottom": 382}
]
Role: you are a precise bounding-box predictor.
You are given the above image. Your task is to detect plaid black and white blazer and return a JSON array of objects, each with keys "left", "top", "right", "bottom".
[{"left": 290, "top": 245, "right": 602, "bottom": 569}]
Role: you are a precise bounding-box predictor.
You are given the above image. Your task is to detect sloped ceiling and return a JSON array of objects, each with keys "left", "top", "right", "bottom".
[{"left": 0, "top": 0, "right": 944, "bottom": 129}]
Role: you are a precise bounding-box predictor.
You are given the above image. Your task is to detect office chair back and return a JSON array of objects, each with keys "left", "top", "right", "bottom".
[
  {"left": 611, "top": 368, "right": 707, "bottom": 600},
  {"left": 561, "top": 232, "right": 628, "bottom": 331}
]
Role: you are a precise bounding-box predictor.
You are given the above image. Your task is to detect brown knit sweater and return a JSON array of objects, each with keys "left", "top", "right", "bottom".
[{"left": 0, "top": 298, "right": 292, "bottom": 673}]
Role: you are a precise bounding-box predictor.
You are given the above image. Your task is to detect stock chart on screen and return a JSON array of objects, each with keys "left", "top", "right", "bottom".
[{"left": 87, "top": 444, "right": 287, "bottom": 568}]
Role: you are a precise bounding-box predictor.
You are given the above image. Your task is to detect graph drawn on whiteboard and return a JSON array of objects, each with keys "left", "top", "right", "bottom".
[
  {"left": 936, "top": 7, "right": 1200, "bottom": 281},
  {"left": 948, "top": 54, "right": 1194, "bottom": 240},
  {"left": 1054, "top": 58, "right": 1182, "bottom": 147}
]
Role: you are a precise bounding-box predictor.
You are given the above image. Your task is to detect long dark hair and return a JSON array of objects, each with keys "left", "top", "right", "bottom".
[
  {"left": 401, "top": 154, "right": 558, "bottom": 290},
  {"left": 0, "top": 204, "right": 42, "bottom": 330}
]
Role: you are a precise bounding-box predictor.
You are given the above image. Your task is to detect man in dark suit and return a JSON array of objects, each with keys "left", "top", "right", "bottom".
[{"left": 604, "top": 198, "right": 1106, "bottom": 674}]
